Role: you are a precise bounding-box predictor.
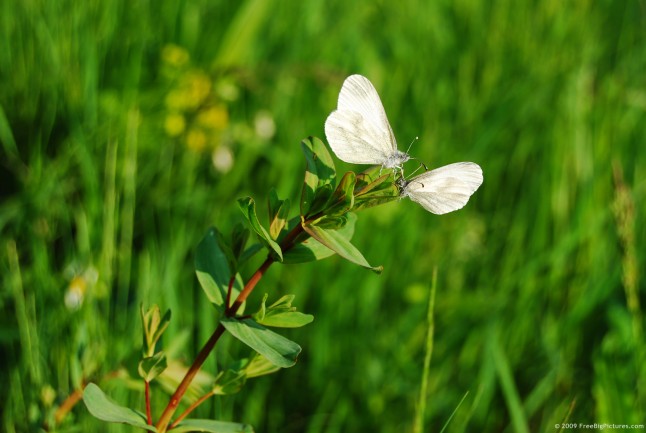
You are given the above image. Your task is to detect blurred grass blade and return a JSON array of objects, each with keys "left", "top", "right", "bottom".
[
  {"left": 213, "top": 0, "right": 274, "bottom": 68},
  {"left": 438, "top": 391, "right": 470, "bottom": 433},
  {"left": 0, "top": 103, "right": 18, "bottom": 158},
  {"left": 82, "top": 383, "right": 157, "bottom": 431},
  {"left": 489, "top": 326, "right": 530, "bottom": 433},
  {"left": 414, "top": 267, "right": 437, "bottom": 433},
  {"left": 221, "top": 318, "right": 301, "bottom": 368},
  {"left": 302, "top": 220, "right": 382, "bottom": 274},
  {"left": 172, "top": 418, "right": 254, "bottom": 433}
]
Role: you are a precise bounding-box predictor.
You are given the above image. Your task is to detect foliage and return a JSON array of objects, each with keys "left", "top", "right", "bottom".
[{"left": 1, "top": 1, "right": 645, "bottom": 432}]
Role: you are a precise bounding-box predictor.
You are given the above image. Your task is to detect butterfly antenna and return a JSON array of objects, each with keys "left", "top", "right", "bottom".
[
  {"left": 405, "top": 136, "right": 419, "bottom": 154},
  {"left": 405, "top": 136, "right": 428, "bottom": 171},
  {"left": 407, "top": 163, "right": 426, "bottom": 178}
]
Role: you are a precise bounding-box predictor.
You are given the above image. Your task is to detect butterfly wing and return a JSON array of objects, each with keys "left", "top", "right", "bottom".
[
  {"left": 324, "top": 75, "right": 398, "bottom": 165},
  {"left": 403, "top": 162, "right": 483, "bottom": 214}
]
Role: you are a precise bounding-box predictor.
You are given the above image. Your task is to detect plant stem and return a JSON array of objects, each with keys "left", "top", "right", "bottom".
[
  {"left": 155, "top": 324, "right": 226, "bottom": 432},
  {"left": 155, "top": 221, "right": 307, "bottom": 431},
  {"left": 53, "top": 386, "right": 85, "bottom": 425},
  {"left": 226, "top": 257, "right": 273, "bottom": 316},
  {"left": 169, "top": 392, "right": 214, "bottom": 429},
  {"left": 145, "top": 381, "right": 152, "bottom": 425}
]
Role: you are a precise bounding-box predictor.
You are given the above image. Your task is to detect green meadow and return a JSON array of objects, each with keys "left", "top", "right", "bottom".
[{"left": 1, "top": 0, "right": 645, "bottom": 432}]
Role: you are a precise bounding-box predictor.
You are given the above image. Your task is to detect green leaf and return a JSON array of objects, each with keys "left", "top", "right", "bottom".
[
  {"left": 243, "top": 353, "right": 281, "bottom": 378},
  {"left": 353, "top": 167, "right": 400, "bottom": 211},
  {"left": 324, "top": 171, "right": 356, "bottom": 216},
  {"left": 354, "top": 165, "right": 389, "bottom": 191},
  {"left": 253, "top": 294, "right": 314, "bottom": 328},
  {"left": 300, "top": 136, "right": 336, "bottom": 217},
  {"left": 258, "top": 311, "right": 314, "bottom": 328},
  {"left": 230, "top": 223, "right": 250, "bottom": 261},
  {"left": 238, "top": 244, "right": 263, "bottom": 267},
  {"left": 82, "top": 383, "right": 157, "bottom": 431},
  {"left": 172, "top": 419, "right": 254, "bottom": 433},
  {"left": 309, "top": 214, "right": 349, "bottom": 230},
  {"left": 141, "top": 305, "right": 171, "bottom": 357},
  {"left": 267, "top": 189, "right": 290, "bottom": 240},
  {"left": 195, "top": 228, "right": 244, "bottom": 310},
  {"left": 302, "top": 219, "right": 382, "bottom": 273},
  {"left": 281, "top": 213, "right": 356, "bottom": 264},
  {"left": 212, "top": 369, "right": 247, "bottom": 395},
  {"left": 221, "top": 318, "right": 301, "bottom": 368},
  {"left": 138, "top": 352, "right": 168, "bottom": 382},
  {"left": 237, "top": 197, "right": 283, "bottom": 261}
]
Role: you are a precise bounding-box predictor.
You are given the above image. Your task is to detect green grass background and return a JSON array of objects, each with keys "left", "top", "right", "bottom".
[{"left": 1, "top": 0, "right": 645, "bottom": 432}]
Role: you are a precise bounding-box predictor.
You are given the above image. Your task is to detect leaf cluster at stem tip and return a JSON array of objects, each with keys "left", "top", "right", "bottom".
[{"left": 237, "top": 136, "right": 400, "bottom": 274}]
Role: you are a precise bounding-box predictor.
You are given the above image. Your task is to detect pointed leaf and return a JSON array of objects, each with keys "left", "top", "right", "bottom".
[
  {"left": 195, "top": 228, "right": 244, "bottom": 310},
  {"left": 324, "top": 171, "right": 356, "bottom": 216},
  {"left": 243, "top": 353, "right": 281, "bottom": 378},
  {"left": 212, "top": 369, "right": 247, "bottom": 395},
  {"left": 354, "top": 165, "right": 389, "bottom": 192},
  {"left": 221, "top": 318, "right": 301, "bottom": 368},
  {"left": 309, "top": 214, "right": 349, "bottom": 230},
  {"left": 300, "top": 136, "right": 336, "bottom": 217},
  {"left": 258, "top": 311, "right": 314, "bottom": 328},
  {"left": 138, "top": 352, "right": 168, "bottom": 382},
  {"left": 238, "top": 243, "right": 263, "bottom": 267},
  {"left": 282, "top": 213, "right": 356, "bottom": 264},
  {"left": 238, "top": 197, "right": 283, "bottom": 261},
  {"left": 268, "top": 189, "right": 291, "bottom": 240},
  {"left": 82, "top": 383, "right": 157, "bottom": 431},
  {"left": 353, "top": 168, "right": 400, "bottom": 211},
  {"left": 253, "top": 294, "right": 314, "bottom": 328},
  {"left": 141, "top": 305, "right": 171, "bottom": 357},
  {"left": 230, "top": 223, "right": 250, "bottom": 261},
  {"left": 303, "top": 220, "right": 382, "bottom": 273},
  {"left": 172, "top": 419, "right": 254, "bottom": 433}
]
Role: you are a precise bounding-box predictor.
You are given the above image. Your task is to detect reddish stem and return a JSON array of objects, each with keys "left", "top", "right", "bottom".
[
  {"left": 145, "top": 381, "right": 152, "bottom": 425},
  {"left": 226, "top": 257, "right": 273, "bottom": 316},
  {"left": 169, "top": 392, "right": 214, "bottom": 429},
  {"left": 53, "top": 386, "right": 84, "bottom": 426},
  {"left": 155, "top": 324, "right": 226, "bottom": 432}
]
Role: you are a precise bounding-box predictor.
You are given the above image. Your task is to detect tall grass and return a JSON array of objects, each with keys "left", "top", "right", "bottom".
[{"left": 1, "top": 0, "right": 645, "bottom": 432}]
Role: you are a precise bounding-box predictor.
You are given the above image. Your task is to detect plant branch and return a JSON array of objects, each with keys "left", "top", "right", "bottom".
[
  {"left": 145, "top": 381, "right": 152, "bottom": 425},
  {"left": 156, "top": 221, "right": 307, "bottom": 432},
  {"left": 169, "top": 391, "right": 214, "bottom": 429},
  {"left": 226, "top": 257, "right": 273, "bottom": 316},
  {"left": 53, "top": 385, "right": 84, "bottom": 426},
  {"left": 155, "top": 324, "right": 226, "bottom": 432}
]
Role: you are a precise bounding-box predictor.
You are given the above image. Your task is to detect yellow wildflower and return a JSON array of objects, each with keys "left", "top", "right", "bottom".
[
  {"left": 186, "top": 128, "right": 208, "bottom": 152},
  {"left": 164, "top": 113, "right": 186, "bottom": 137},
  {"left": 161, "top": 44, "right": 190, "bottom": 68},
  {"left": 197, "top": 106, "right": 229, "bottom": 130}
]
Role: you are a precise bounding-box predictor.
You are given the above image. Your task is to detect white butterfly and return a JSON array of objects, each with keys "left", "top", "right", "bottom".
[
  {"left": 398, "top": 162, "right": 483, "bottom": 214},
  {"left": 324, "top": 74, "right": 410, "bottom": 173}
]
